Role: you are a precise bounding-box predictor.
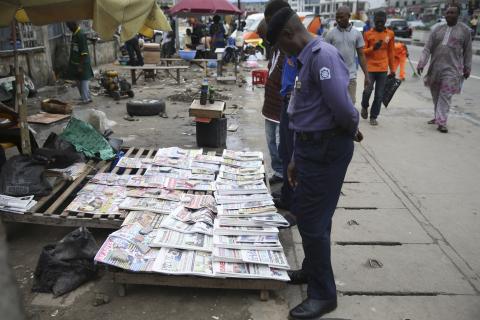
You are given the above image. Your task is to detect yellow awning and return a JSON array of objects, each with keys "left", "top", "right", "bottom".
[{"left": 0, "top": 0, "right": 171, "bottom": 41}]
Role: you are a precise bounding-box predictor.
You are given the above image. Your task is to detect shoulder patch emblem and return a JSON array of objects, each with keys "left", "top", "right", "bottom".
[{"left": 319, "top": 67, "right": 331, "bottom": 80}]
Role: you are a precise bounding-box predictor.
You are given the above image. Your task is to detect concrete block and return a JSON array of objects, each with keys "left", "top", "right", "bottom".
[
  {"left": 333, "top": 244, "right": 475, "bottom": 294},
  {"left": 332, "top": 209, "right": 432, "bottom": 244},
  {"left": 339, "top": 183, "right": 405, "bottom": 209},
  {"left": 329, "top": 295, "right": 480, "bottom": 320}
]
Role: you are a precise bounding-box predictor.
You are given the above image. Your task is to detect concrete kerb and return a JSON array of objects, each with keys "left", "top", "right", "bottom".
[{"left": 397, "top": 38, "right": 480, "bottom": 56}]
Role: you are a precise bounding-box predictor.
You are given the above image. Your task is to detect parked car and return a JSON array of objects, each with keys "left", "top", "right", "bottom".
[
  {"left": 350, "top": 20, "right": 366, "bottom": 33},
  {"left": 386, "top": 18, "right": 412, "bottom": 38},
  {"left": 407, "top": 20, "right": 425, "bottom": 29}
]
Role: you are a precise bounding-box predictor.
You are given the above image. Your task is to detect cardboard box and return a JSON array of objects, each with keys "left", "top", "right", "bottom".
[{"left": 143, "top": 51, "right": 161, "bottom": 64}]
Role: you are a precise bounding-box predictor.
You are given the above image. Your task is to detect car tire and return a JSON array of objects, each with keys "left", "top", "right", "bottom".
[{"left": 126, "top": 99, "right": 166, "bottom": 116}]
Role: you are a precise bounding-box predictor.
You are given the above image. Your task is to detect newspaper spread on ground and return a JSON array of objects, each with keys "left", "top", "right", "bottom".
[
  {"left": 212, "top": 247, "right": 243, "bottom": 263},
  {"left": 94, "top": 223, "right": 159, "bottom": 272},
  {"left": 150, "top": 229, "right": 213, "bottom": 252},
  {"left": 152, "top": 247, "right": 214, "bottom": 277},
  {"left": 193, "top": 154, "right": 223, "bottom": 165},
  {"left": 213, "top": 220, "right": 279, "bottom": 236},
  {"left": 217, "top": 171, "right": 264, "bottom": 182},
  {"left": 119, "top": 197, "right": 180, "bottom": 214},
  {"left": 213, "top": 261, "right": 289, "bottom": 281},
  {"left": 78, "top": 183, "right": 128, "bottom": 198},
  {"left": 66, "top": 193, "right": 123, "bottom": 215},
  {"left": 116, "top": 157, "right": 147, "bottom": 169},
  {"left": 121, "top": 211, "right": 165, "bottom": 229},
  {"left": 217, "top": 200, "right": 274, "bottom": 210},
  {"left": 155, "top": 147, "right": 203, "bottom": 159},
  {"left": 171, "top": 207, "right": 215, "bottom": 225},
  {"left": 0, "top": 194, "right": 37, "bottom": 214},
  {"left": 90, "top": 173, "right": 130, "bottom": 186},
  {"left": 221, "top": 159, "right": 263, "bottom": 169},
  {"left": 127, "top": 175, "right": 169, "bottom": 188},
  {"left": 217, "top": 214, "right": 289, "bottom": 228},
  {"left": 215, "top": 183, "right": 268, "bottom": 195},
  {"left": 126, "top": 188, "right": 185, "bottom": 201},
  {"left": 217, "top": 206, "right": 278, "bottom": 217},
  {"left": 213, "top": 235, "right": 283, "bottom": 250},
  {"left": 163, "top": 177, "right": 216, "bottom": 192},
  {"left": 240, "top": 249, "right": 290, "bottom": 269},
  {"left": 222, "top": 150, "right": 263, "bottom": 162},
  {"left": 48, "top": 162, "right": 89, "bottom": 181},
  {"left": 160, "top": 215, "right": 214, "bottom": 236},
  {"left": 214, "top": 194, "right": 272, "bottom": 205},
  {"left": 215, "top": 177, "right": 264, "bottom": 186},
  {"left": 219, "top": 165, "right": 265, "bottom": 176}
]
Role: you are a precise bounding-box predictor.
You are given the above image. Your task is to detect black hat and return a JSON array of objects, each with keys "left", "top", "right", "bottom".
[{"left": 266, "top": 7, "right": 295, "bottom": 46}]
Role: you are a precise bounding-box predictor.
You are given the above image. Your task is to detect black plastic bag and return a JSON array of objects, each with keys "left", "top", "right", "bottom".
[
  {"left": 32, "top": 227, "right": 99, "bottom": 297},
  {"left": 0, "top": 155, "right": 51, "bottom": 196},
  {"left": 42, "top": 133, "right": 86, "bottom": 167},
  {"left": 383, "top": 77, "right": 402, "bottom": 107}
]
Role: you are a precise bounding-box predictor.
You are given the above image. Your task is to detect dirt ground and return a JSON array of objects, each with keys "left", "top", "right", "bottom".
[{"left": 4, "top": 61, "right": 301, "bottom": 320}]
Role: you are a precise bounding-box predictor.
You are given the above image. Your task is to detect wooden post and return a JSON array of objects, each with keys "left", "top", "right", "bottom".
[{"left": 12, "top": 20, "right": 31, "bottom": 155}]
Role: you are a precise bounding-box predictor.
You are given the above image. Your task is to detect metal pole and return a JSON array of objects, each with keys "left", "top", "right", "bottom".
[
  {"left": 237, "top": 0, "right": 241, "bottom": 31},
  {"left": 12, "top": 19, "right": 31, "bottom": 155}
]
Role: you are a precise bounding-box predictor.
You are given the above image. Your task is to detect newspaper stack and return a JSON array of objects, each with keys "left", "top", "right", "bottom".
[
  {"left": 212, "top": 150, "right": 290, "bottom": 280},
  {"left": 0, "top": 194, "right": 37, "bottom": 214}
]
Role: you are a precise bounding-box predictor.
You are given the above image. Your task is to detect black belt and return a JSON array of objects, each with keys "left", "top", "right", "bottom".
[{"left": 296, "top": 128, "right": 343, "bottom": 142}]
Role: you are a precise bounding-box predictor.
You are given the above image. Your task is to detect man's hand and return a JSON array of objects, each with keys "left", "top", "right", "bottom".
[
  {"left": 373, "top": 40, "right": 383, "bottom": 50},
  {"left": 364, "top": 77, "right": 371, "bottom": 89},
  {"left": 417, "top": 67, "right": 423, "bottom": 76},
  {"left": 354, "top": 130, "right": 364, "bottom": 142},
  {"left": 464, "top": 70, "right": 470, "bottom": 79},
  {"left": 287, "top": 161, "right": 297, "bottom": 188},
  {"left": 388, "top": 72, "right": 396, "bottom": 78},
  {"left": 77, "top": 67, "right": 84, "bottom": 74}
]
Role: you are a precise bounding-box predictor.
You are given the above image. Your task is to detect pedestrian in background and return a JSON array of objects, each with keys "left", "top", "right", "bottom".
[
  {"left": 393, "top": 41, "right": 408, "bottom": 81},
  {"left": 264, "top": 0, "right": 296, "bottom": 210},
  {"left": 417, "top": 4, "right": 472, "bottom": 133},
  {"left": 125, "top": 34, "right": 144, "bottom": 66},
  {"left": 257, "top": 19, "right": 285, "bottom": 185},
  {"left": 66, "top": 21, "right": 93, "bottom": 104},
  {"left": 267, "top": 7, "right": 362, "bottom": 320},
  {"left": 360, "top": 11, "right": 395, "bottom": 126},
  {"left": 324, "top": 6, "right": 370, "bottom": 105}
]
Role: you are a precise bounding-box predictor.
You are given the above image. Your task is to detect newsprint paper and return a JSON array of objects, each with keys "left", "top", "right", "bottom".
[{"left": 152, "top": 247, "right": 213, "bottom": 277}]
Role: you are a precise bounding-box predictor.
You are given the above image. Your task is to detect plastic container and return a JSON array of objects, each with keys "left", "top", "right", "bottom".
[
  {"left": 196, "top": 117, "right": 227, "bottom": 148},
  {"left": 179, "top": 50, "right": 197, "bottom": 61},
  {"left": 200, "top": 78, "right": 209, "bottom": 105}
]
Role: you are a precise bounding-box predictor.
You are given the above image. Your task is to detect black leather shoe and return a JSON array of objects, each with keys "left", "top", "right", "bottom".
[
  {"left": 289, "top": 298, "right": 337, "bottom": 319},
  {"left": 287, "top": 269, "right": 307, "bottom": 285},
  {"left": 271, "top": 190, "right": 281, "bottom": 198}
]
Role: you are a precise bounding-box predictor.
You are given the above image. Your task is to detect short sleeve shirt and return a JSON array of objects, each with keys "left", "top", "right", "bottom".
[{"left": 324, "top": 25, "right": 364, "bottom": 79}]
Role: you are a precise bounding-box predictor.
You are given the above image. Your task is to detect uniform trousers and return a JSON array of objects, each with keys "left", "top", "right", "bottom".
[
  {"left": 278, "top": 97, "right": 294, "bottom": 207},
  {"left": 291, "top": 130, "right": 354, "bottom": 300}
]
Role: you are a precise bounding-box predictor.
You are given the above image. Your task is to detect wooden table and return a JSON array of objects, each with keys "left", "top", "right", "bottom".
[
  {"left": 121, "top": 65, "right": 189, "bottom": 85},
  {"left": 0, "top": 147, "right": 154, "bottom": 229},
  {"left": 189, "top": 99, "right": 226, "bottom": 119}
]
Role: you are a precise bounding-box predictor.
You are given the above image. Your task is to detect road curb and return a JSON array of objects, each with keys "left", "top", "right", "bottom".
[{"left": 398, "top": 38, "right": 480, "bottom": 56}]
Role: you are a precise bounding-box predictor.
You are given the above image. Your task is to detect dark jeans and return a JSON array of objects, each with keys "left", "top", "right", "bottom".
[
  {"left": 125, "top": 37, "right": 144, "bottom": 66},
  {"left": 278, "top": 97, "right": 294, "bottom": 207},
  {"left": 361, "top": 71, "right": 387, "bottom": 119},
  {"left": 291, "top": 131, "right": 354, "bottom": 300}
]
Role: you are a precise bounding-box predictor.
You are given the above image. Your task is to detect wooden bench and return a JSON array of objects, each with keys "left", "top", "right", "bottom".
[{"left": 120, "top": 65, "right": 189, "bottom": 85}]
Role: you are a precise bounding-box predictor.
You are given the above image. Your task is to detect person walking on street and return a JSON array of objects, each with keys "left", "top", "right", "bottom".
[
  {"left": 470, "top": 15, "right": 478, "bottom": 36},
  {"left": 324, "top": 6, "right": 370, "bottom": 105},
  {"left": 393, "top": 41, "right": 408, "bottom": 81},
  {"left": 257, "top": 19, "right": 285, "bottom": 185},
  {"left": 267, "top": 7, "right": 362, "bottom": 319},
  {"left": 360, "top": 11, "right": 395, "bottom": 126},
  {"left": 66, "top": 21, "right": 93, "bottom": 104},
  {"left": 264, "top": 0, "right": 295, "bottom": 210},
  {"left": 417, "top": 4, "right": 472, "bottom": 133}
]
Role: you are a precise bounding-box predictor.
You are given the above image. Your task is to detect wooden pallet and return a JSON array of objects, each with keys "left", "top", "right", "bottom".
[
  {"left": 110, "top": 268, "right": 286, "bottom": 301},
  {"left": 0, "top": 147, "right": 156, "bottom": 229}
]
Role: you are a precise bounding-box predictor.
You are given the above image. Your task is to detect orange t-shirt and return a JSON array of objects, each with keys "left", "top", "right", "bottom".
[
  {"left": 363, "top": 28, "right": 395, "bottom": 72},
  {"left": 394, "top": 42, "right": 407, "bottom": 59}
]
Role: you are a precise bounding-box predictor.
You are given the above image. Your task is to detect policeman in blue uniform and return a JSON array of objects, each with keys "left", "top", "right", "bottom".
[{"left": 267, "top": 7, "right": 363, "bottom": 320}]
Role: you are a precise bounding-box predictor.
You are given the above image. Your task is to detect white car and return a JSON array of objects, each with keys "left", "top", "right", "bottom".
[{"left": 350, "top": 20, "right": 366, "bottom": 32}]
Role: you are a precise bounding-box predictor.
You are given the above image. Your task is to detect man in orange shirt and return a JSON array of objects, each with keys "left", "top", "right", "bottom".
[
  {"left": 361, "top": 11, "right": 396, "bottom": 126},
  {"left": 393, "top": 41, "right": 408, "bottom": 81}
]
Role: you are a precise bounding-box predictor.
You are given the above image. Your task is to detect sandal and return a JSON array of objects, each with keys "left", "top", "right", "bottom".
[
  {"left": 427, "top": 119, "right": 436, "bottom": 125},
  {"left": 437, "top": 125, "right": 448, "bottom": 133}
]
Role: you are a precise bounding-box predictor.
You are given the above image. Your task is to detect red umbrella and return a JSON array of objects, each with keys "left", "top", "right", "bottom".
[{"left": 169, "top": 0, "right": 241, "bottom": 16}]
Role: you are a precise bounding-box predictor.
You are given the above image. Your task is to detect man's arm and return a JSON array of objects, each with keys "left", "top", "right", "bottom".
[
  {"left": 417, "top": 29, "right": 435, "bottom": 73},
  {"left": 315, "top": 51, "right": 359, "bottom": 136},
  {"left": 463, "top": 26, "right": 473, "bottom": 79},
  {"left": 355, "top": 31, "right": 370, "bottom": 87},
  {"left": 362, "top": 31, "right": 374, "bottom": 55}
]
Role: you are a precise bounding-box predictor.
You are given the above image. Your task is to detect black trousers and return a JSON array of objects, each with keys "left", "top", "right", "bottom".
[
  {"left": 291, "top": 131, "right": 353, "bottom": 300},
  {"left": 278, "top": 97, "right": 294, "bottom": 207}
]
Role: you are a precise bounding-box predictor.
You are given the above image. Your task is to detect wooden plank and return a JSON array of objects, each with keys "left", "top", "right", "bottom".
[
  {"left": 27, "top": 112, "right": 70, "bottom": 124},
  {"left": 28, "top": 178, "right": 68, "bottom": 213},
  {"left": 121, "top": 66, "right": 189, "bottom": 70},
  {"left": 0, "top": 211, "right": 120, "bottom": 228},
  {"left": 111, "top": 272, "right": 286, "bottom": 291},
  {"left": 45, "top": 160, "right": 96, "bottom": 215},
  {"left": 123, "top": 148, "right": 144, "bottom": 175},
  {"left": 189, "top": 99, "right": 226, "bottom": 119}
]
